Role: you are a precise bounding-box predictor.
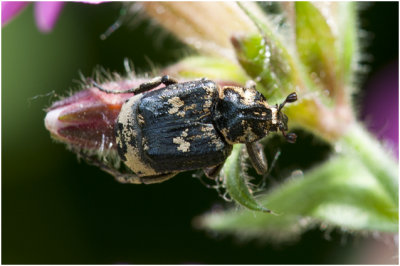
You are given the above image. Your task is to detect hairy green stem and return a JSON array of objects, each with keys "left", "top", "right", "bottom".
[
  {"left": 340, "top": 122, "right": 398, "bottom": 204},
  {"left": 200, "top": 122, "right": 398, "bottom": 240}
]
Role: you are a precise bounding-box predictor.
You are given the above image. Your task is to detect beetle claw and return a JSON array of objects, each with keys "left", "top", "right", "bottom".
[
  {"left": 281, "top": 130, "right": 297, "bottom": 143},
  {"left": 286, "top": 132, "right": 297, "bottom": 143}
]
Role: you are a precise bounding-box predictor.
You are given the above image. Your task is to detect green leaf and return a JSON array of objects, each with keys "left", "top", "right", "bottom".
[
  {"left": 231, "top": 34, "right": 293, "bottom": 102},
  {"left": 295, "top": 2, "right": 338, "bottom": 95},
  {"left": 221, "top": 144, "right": 272, "bottom": 213},
  {"left": 200, "top": 151, "right": 398, "bottom": 242},
  {"left": 232, "top": 3, "right": 313, "bottom": 103}
]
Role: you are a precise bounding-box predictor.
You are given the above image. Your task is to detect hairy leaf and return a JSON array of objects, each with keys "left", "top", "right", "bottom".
[
  {"left": 163, "top": 56, "right": 249, "bottom": 84},
  {"left": 337, "top": 2, "right": 358, "bottom": 87},
  {"left": 200, "top": 150, "right": 398, "bottom": 242},
  {"left": 232, "top": 3, "right": 313, "bottom": 103},
  {"left": 295, "top": 2, "right": 338, "bottom": 95},
  {"left": 222, "top": 144, "right": 272, "bottom": 213}
]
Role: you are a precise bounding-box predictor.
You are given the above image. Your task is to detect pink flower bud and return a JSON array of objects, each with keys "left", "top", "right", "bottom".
[{"left": 45, "top": 79, "right": 155, "bottom": 152}]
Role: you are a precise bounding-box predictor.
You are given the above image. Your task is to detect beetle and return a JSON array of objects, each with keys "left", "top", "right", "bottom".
[{"left": 91, "top": 76, "right": 297, "bottom": 184}]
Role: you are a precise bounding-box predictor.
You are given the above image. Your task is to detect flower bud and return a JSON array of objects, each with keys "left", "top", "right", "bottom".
[
  {"left": 45, "top": 79, "right": 151, "bottom": 152},
  {"left": 136, "top": 2, "right": 263, "bottom": 60}
]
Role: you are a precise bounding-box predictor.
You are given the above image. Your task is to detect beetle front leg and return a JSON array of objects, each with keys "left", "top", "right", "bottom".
[
  {"left": 203, "top": 163, "right": 224, "bottom": 179},
  {"left": 246, "top": 142, "right": 268, "bottom": 175},
  {"left": 92, "top": 75, "right": 179, "bottom": 95}
]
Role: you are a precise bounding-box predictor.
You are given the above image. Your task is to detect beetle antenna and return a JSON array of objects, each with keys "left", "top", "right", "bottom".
[
  {"left": 91, "top": 80, "right": 109, "bottom": 93},
  {"left": 278, "top": 92, "right": 298, "bottom": 112}
]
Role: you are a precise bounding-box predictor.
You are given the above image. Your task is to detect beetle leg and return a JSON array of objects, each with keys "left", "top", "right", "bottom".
[
  {"left": 111, "top": 169, "right": 176, "bottom": 184},
  {"left": 108, "top": 169, "right": 176, "bottom": 184},
  {"left": 76, "top": 151, "right": 142, "bottom": 183},
  {"left": 92, "top": 75, "right": 179, "bottom": 95},
  {"left": 139, "top": 173, "right": 177, "bottom": 184},
  {"left": 77, "top": 151, "right": 176, "bottom": 184},
  {"left": 99, "top": 165, "right": 144, "bottom": 184},
  {"left": 203, "top": 163, "right": 224, "bottom": 179},
  {"left": 257, "top": 149, "right": 281, "bottom": 189},
  {"left": 246, "top": 142, "right": 268, "bottom": 175}
]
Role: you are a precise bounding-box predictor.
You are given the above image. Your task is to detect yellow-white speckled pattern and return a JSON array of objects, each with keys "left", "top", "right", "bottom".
[{"left": 116, "top": 94, "right": 158, "bottom": 177}]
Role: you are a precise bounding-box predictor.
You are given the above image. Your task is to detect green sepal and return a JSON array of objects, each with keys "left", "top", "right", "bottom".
[
  {"left": 231, "top": 33, "right": 300, "bottom": 104},
  {"left": 337, "top": 2, "right": 358, "bottom": 86},
  {"left": 232, "top": 2, "right": 316, "bottom": 103},
  {"left": 163, "top": 56, "right": 249, "bottom": 84},
  {"left": 295, "top": 2, "right": 338, "bottom": 94},
  {"left": 222, "top": 144, "right": 272, "bottom": 213}
]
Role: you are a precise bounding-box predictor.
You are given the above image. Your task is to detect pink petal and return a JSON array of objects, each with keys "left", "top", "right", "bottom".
[
  {"left": 34, "top": 1, "right": 64, "bottom": 33},
  {"left": 362, "top": 62, "right": 399, "bottom": 157},
  {"left": 2, "top": 1, "right": 29, "bottom": 25}
]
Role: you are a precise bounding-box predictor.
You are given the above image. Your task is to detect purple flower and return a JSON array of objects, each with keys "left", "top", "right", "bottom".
[
  {"left": 2, "top": 1, "right": 102, "bottom": 33},
  {"left": 33, "top": 2, "right": 65, "bottom": 33},
  {"left": 362, "top": 61, "right": 399, "bottom": 157}
]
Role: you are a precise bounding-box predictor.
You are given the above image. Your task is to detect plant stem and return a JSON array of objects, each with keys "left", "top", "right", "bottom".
[{"left": 340, "top": 122, "right": 398, "bottom": 204}]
